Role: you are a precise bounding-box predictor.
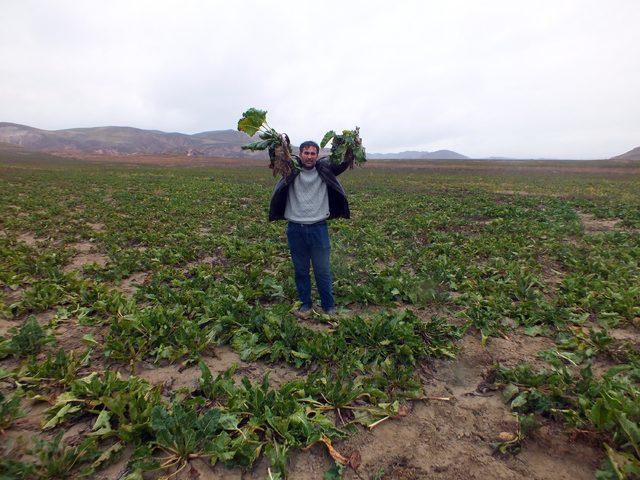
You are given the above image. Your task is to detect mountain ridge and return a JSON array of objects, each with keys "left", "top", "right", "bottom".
[
  {"left": 610, "top": 146, "right": 640, "bottom": 161},
  {"left": 1, "top": 122, "right": 636, "bottom": 161},
  {"left": 0, "top": 122, "right": 264, "bottom": 158},
  {"left": 367, "top": 150, "right": 468, "bottom": 160},
  {"left": 0, "top": 122, "right": 470, "bottom": 159}
]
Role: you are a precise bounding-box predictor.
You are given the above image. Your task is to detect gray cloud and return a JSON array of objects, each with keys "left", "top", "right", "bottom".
[{"left": 1, "top": 0, "right": 639, "bottom": 158}]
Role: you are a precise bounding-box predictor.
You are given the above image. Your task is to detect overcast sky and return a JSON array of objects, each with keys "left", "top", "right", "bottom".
[{"left": 1, "top": 1, "right": 639, "bottom": 158}]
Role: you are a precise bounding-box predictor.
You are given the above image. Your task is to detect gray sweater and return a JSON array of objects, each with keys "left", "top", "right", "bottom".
[{"left": 284, "top": 167, "right": 330, "bottom": 223}]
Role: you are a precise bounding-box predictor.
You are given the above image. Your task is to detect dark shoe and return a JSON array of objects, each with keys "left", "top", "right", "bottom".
[
  {"left": 323, "top": 307, "right": 337, "bottom": 316},
  {"left": 296, "top": 305, "right": 312, "bottom": 318}
]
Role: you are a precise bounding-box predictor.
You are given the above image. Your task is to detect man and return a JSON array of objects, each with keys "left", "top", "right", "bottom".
[{"left": 269, "top": 140, "right": 352, "bottom": 315}]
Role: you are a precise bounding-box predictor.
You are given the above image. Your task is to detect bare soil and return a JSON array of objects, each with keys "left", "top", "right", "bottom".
[
  {"left": 17, "top": 232, "right": 38, "bottom": 246},
  {"left": 1, "top": 286, "right": 22, "bottom": 307},
  {"left": 63, "top": 250, "right": 109, "bottom": 273},
  {"left": 576, "top": 211, "right": 621, "bottom": 233},
  {"left": 87, "top": 222, "right": 106, "bottom": 233},
  {"left": 329, "top": 332, "right": 597, "bottom": 480},
  {"left": 117, "top": 272, "right": 149, "bottom": 297},
  {"left": 609, "top": 325, "right": 640, "bottom": 343},
  {"left": 0, "top": 318, "right": 20, "bottom": 336},
  {"left": 184, "top": 252, "right": 228, "bottom": 271},
  {"left": 68, "top": 241, "right": 94, "bottom": 253}
]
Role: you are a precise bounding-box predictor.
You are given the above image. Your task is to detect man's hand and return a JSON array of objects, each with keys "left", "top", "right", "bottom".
[
  {"left": 269, "top": 134, "right": 290, "bottom": 161},
  {"left": 274, "top": 145, "right": 285, "bottom": 158},
  {"left": 345, "top": 145, "right": 355, "bottom": 166}
]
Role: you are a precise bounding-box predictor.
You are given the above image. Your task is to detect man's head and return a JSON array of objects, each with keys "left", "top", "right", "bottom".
[{"left": 299, "top": 141, "right": 319, "bottom": 169}]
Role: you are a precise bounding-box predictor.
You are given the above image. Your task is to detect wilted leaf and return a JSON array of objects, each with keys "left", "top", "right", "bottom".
[
  {"left": 497, "top": 431, "right": 516, "bottom": 442},
  {"left": 43, "top": 402, "right": 82, "bottom": 429},
  {"left": 502, "top": 384, "right": 519, "bottom": 402},
  {"left": 602, "top": 443, "right": 640, "bottom": 478},
  {"left": 82, "top": 333, "right": 99, "bottom": 346},
  {"left": 90, "top": 409, "right": 113, "bottom": 436},
  {"left": 617, "top": 412, "right": 640, "bottom": 455},
  {"left": 319, "top": 436, "right": 349, "bottom": 465},
  {"left": 91, "top": 442, "right": 124, "bottom": 469},
  {"left": 510, "top": 392, "right": 528, "bottom": 409},
  {"left": 524, "top": 326, "right": 543, "bottom": 337}
]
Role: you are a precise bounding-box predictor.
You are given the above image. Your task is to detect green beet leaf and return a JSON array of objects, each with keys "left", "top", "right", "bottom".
[
  {"left": 320, "top": 130, "right": 336, "bottom": 148},
  {"left": 237, "top": 108, "right": 267, "bottom": 136}
]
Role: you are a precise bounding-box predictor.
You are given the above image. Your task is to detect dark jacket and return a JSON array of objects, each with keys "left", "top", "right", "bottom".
[{"left": 268, "top": 157, "right": 351, "bottom": 221}]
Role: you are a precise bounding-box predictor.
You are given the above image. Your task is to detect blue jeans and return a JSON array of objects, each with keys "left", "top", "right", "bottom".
[{"left": 286, "top": 221, "right": 335, "bottom": 311}]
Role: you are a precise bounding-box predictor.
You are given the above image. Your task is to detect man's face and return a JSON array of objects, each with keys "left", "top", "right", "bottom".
[{"left": 300, "top": 146, "right": 319, "bottom": 169}]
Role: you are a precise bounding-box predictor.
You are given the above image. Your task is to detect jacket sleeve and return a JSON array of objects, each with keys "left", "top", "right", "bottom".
[{"left": 330, "top": 159, "right": 351, "bottom": 176}]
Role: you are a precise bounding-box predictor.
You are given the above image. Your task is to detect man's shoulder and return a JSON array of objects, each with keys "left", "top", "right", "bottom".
[{"left": 316, "top": 157, "right": 332, "bottom": 169}]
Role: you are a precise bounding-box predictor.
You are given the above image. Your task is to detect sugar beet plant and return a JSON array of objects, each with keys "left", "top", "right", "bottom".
[
  {"left": 0, "top": 315, "right": 52, "bottom": 359},
  {"left": 321, "top": 127, "right": 366, "bottom": 168},
  {"left": 495, "top": 362, "right": 640, "bottom": 478}
]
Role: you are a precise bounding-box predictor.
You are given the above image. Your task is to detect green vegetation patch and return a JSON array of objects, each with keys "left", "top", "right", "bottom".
[{"left": 1, "top": 158, "right": 639, "bottom": 477}]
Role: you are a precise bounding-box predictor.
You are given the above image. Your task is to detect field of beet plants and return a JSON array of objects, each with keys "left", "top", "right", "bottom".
[{"left": 1, "top": 154, "right": 639, "bottom": 480}]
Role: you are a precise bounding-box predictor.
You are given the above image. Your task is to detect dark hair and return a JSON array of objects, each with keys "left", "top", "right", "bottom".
[{"left": 299, "top": 141, "right": 319, "bottom": 154}]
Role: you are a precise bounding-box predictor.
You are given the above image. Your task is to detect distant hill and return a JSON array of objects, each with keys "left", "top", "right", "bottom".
[
  {"left": 610, "top": 146, "right": 640, "bottom": 161},
  {"left": 0, "top": 122, "right": 470, "bottom": 160},
  {"left": 0, "top": 141, "right": 25, "bottom": 154},
  {"left": 0, "top": 140, "right": 81, "bottom": 164},
  {"left": 0, "top": 122, "right": 267, "bottom": 158},
  {"left": 367, "top": 150, "right": 468, "bottom": 160}
]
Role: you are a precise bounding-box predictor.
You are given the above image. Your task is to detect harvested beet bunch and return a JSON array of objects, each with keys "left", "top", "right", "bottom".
[
  {"left": 237, "top": 108, "right": 298, "bottom": 177},
  {"left": 267, "top": 139, "right": 295, "bottom": 178},
  {"left": 320, "top": 127, "right": 366, "bottom": 169}
]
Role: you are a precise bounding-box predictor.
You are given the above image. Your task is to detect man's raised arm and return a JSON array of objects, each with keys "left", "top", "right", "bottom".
[{"left": 329, "top": 147, "right": 356, "bottom": 176}]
